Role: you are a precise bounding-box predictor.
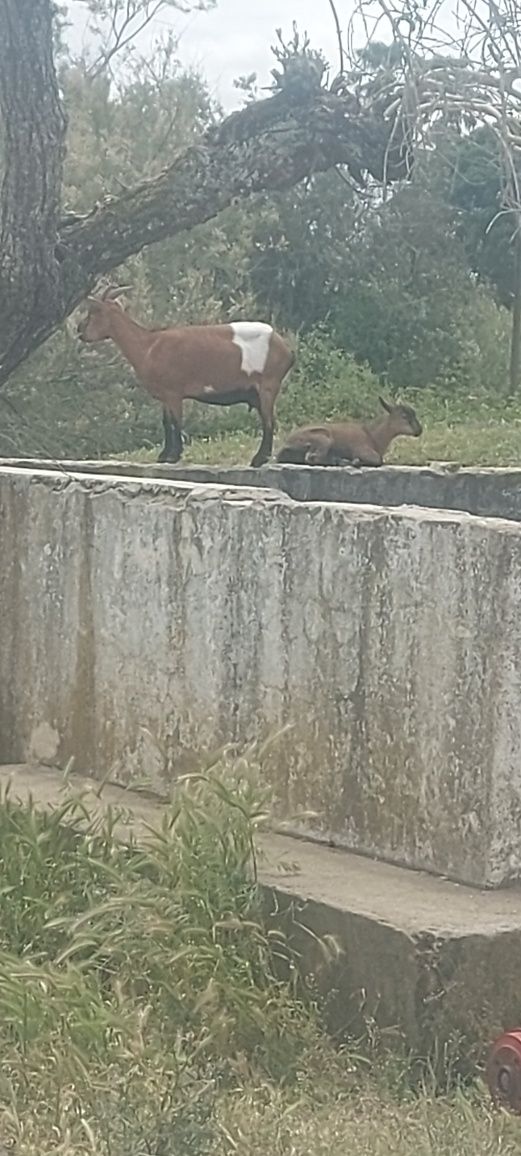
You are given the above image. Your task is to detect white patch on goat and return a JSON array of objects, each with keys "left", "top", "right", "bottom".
[{"left": 231, "top": 322, "right": 272, "bottom": 376}]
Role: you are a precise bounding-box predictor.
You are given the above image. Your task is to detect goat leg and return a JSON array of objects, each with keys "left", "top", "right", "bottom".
[
  {"left": 158, "top": 408, "right": 183, "bottom": 463},
  {"left": 250, "top": 390, "right": 274, "bottom": 468}
]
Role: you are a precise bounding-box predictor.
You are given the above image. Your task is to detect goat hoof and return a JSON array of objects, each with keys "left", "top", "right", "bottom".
[
  {"left": 157, "top": 451, "right": 180, "bottom": 464},
  {"left": 250, "top": 456, "right": 267, "bottom": 469}
]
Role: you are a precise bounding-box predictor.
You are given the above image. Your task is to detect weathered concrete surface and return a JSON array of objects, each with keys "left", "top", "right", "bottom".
[
  {"left": 3, "top": 464, "right": 521, "bottom": 887},
  {"left": 6, "top": 456, "right": 521, "bottom": 521},
  {"left": 2, "top": 762, "right": 521, "bottom": 1058}
]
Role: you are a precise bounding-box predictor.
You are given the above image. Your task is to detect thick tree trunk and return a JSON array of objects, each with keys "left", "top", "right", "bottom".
[
  {"left": 0, "top": 3, "right": 409, "bottom": 388},
  {"left": 0, "top": 0, "right": 67, "bottom": 382},
  {"left": 509, "top": 223, "right": 521, "bottom": 392}
]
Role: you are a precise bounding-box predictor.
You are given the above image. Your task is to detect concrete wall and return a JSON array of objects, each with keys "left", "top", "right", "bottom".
[
  {"left": 2, "top": 464, "right": 521, "bottom": 888},
  {"left": 5, "top": 457, "right": 521, "bottom": 521}
]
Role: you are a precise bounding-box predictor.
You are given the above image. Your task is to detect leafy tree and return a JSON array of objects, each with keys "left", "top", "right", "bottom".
[
  {"left": 452, "top": 127, "right": 519, "bottom": 303},
  {"left": 245, "top": 174, "right": 358, "bottom": 333},
  {"left": 345, "top": 0, "right": 521, "bottom": 387},
  {"left": 328, "top": 154, "right": 509, "bottom": 391}
]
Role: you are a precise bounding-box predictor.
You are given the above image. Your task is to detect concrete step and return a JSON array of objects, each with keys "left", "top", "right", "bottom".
[{"left": 1, "top": 763, "right": 521, "bottom": 1059}]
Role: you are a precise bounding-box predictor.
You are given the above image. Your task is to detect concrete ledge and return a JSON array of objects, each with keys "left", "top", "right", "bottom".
[
  {"left": 2, "top": 763, "right": 521, "bottom": 1058},
  {"left": 5, "top": 456, "right": 521, "bottom": 521}
]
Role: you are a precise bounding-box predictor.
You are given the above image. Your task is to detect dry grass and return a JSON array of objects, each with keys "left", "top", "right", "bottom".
[
  {"left": 7, "top": 1046, "right": 521, "bottom": 1156},
  {"left": 216, "top": 1082, "right": 521, "bottom": 1156}
]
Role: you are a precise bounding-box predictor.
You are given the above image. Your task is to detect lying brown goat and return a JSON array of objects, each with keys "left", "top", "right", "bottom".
[{"left": 276, "top": 397, "right": 422, "bottom": 466}]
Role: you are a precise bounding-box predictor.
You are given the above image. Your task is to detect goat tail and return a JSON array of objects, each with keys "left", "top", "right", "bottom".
[{"left": 286, "top": 348, "right": 296, "bottom": 375}]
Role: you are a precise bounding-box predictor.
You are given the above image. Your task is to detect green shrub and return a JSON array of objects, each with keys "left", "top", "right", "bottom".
[{"left": 278, "top": 328, "right": 383, "bottom": 428}]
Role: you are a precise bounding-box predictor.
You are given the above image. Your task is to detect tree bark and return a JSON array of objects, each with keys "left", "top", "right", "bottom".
[
  {"left": 0, "top": 3, "right": 409, "bottom": 388},
  {"left": 510, "top": 222, "right": 521, "bottom": 392},
  {"left": 59, "top": 90, "right": 407, "bottom": 287},
  {"left": 0, "top": 0, "right": 67, "bottom": 382}
]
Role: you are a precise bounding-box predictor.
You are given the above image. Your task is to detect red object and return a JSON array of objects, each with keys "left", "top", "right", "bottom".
[{"left": 487, "top": 1031, "right": 521, "bottom": 1113}]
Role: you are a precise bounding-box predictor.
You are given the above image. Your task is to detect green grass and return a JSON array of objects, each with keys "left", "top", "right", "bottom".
[
  {"left": 389, "top": 420, "right": 521, "bottom": 467},
  {"left": 126, "top": 420, "right": 521, "bottom": 469},
  {"left": 122, "top": 407, "right": 521, "bottom": 470},
  {"left": 0, "top": 773, "right": 519, "bottom": 1154}
]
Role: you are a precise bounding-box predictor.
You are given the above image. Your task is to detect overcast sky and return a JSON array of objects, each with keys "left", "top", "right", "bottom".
[{"left": 67, "top": 0, "right": 346, "bottom": 108}]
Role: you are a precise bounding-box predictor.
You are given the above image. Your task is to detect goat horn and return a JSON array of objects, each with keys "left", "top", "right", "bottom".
[{"left": 102, "top": 284, "right": 132, "bottom": 301}]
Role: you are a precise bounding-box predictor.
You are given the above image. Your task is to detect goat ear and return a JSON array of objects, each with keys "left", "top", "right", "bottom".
[{"left": 379, "top": 396, "right": 393, "bottom": 413}]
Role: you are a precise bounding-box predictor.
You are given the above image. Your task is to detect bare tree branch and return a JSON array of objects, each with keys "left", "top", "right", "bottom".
[
  {"left": 76, "top": 0, "right": 216, "bottom": 79},
  {"left": 326, "top": 0, "right": 346, "bottom": 75},
  {"left": 348, "top": 0, "right": 521, "bottom": 129},
  {"left": 86, "top": 0, "right": 171, "bottom": 79}
]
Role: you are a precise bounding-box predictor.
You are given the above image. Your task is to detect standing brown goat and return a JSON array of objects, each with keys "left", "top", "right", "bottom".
[
  {"left": 77, "top": 286, "right": 294, "bottom": 467},
  {"left": 276, "top": 398, "right": 422, "bottom": 466}
]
